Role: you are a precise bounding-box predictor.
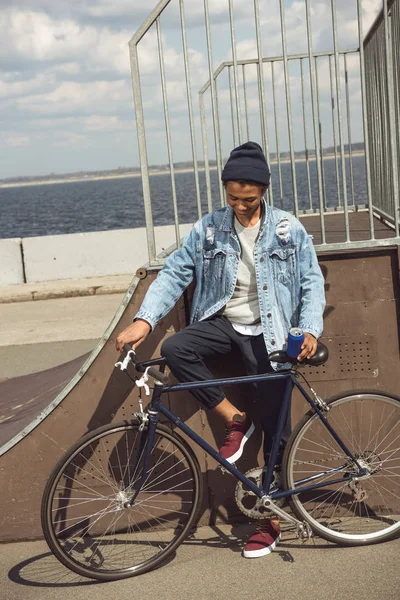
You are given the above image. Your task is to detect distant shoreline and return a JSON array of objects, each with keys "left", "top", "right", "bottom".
[{"left": 1, "top": 151, "right": 365, "bottom": 189}]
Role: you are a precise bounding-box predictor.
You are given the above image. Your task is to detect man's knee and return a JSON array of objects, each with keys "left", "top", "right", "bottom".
[{"left": 161, "top": 332, "right": 187, "bottom": 363}]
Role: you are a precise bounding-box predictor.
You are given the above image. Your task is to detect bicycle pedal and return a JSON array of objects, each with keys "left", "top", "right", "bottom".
[{"left": 297, "top": 521, "right": 313, "bottom": 542}]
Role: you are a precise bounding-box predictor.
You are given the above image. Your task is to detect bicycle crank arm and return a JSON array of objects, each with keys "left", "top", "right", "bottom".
[
  {"left": 261, "top": 496, "right": 313, "bottom": 540},
  {"left": 261, "top": 496, "right": 300, "bottom": 526}
]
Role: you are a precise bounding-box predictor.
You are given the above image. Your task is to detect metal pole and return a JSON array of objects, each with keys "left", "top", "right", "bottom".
[
  {"left": 271, "top": 61, "right": 283, "bottom": 209},
  {"left": 344, "top": 53, "right": 356, "bottom": 208},
  {"left": 300, "top": 58, "right": 313, "bottom": 211},
  {"left": 129, "top": 43, "right": 156, "bottom": 263},
  {"left": 242, "top": 64, "right": 250, "bottom": 140},
  {"left": 129, "top": 0, "right": 172, "bottom": 45},
  {"left": 199, "top": 49, "right": 359, "bottom": 77},
  {"left": 204, "top": 0, "right": 224, "bottom": 206},
  {"left": 364, "top": 30, "right": 379, "bottom": 232},
  {"left": 156, "top": 18, "right": 180, "bottom": 248},
  {"left": 200, "top": 92, "right": 213, "bottom": 213},
  {"left": 315, "top": 57, "right": 327, "bottom": 211},
  {"left": 228, "top": 67, "right": 238, "bottom": 147},
  {"left": 305, "top": 0, "right": 326, "bottom": 242},
  {"left": 254, "top": 0, "right": 274, "bottom": 206},
  {"left": 279, "top": 0, "right": 298, "bottom": 217},
  {"left": 228, "top": 0, "right": 243, "bottom": 144},
  {"left": 331, "top": 0, "right": 350, "bottom": 242},
  {"left": 383, "top": 0, "right": 399, "bottom": 235},
  {"left": 214, "top": 74, "right": 225, "bottom": 206},
  {"left": 179, "top": 0, "right": 202, "bottom": 221},
  {"left": 379, "top": 33, "right": 390, "bottom": 218},
  {"left": 329, "top": 54, "right": 341, "bottom": 208}
]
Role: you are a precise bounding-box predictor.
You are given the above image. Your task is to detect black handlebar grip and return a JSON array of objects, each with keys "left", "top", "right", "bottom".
[
  {"left": 122, "top": 344, "right": 168, "bottom": 384},
  {"left": 123, "top": 344, "right": 137, "bottom": 360},
  {"left": 146, "top": 366, "right": 170, "bottom": 385}
]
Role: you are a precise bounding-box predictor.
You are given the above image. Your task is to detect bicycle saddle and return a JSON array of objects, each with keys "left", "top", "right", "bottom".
[{"left": 269, "top": 342, "right": 329, "bottom": 367}]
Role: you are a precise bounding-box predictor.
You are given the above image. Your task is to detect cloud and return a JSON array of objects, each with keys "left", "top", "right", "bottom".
[
  {"left": 0, "top": 8, "right": 131, "bottom": 76},
  {"left": 82, "top": 115, "right": 134, "bottom": 132},
  {"left": 0, "top": 72, "right": 56, "bottom": 99},
  {"left": 16, "top": 79, "right": 131, "bottom": 116},
  {"left": 0, "top": 0, "right": 384, "bottom": 178},
  {"left": 1, "top": 133, "right": 31, "bottom": 148}
]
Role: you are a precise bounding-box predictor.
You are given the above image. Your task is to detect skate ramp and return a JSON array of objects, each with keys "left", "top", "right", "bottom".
[
  {"left": 0, "top": 269, "right": 205, "bottom": 541},
  {"left": 0, "top": 354, "right": 90, "bottom": 450},
  {"left": 1, "top": 244, "right": 400, "bottom": 542}
]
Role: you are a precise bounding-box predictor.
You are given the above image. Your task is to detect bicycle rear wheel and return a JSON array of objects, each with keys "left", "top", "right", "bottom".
[
  {"left": 283, "top": 391, "right": 400, "bottom": 546},
  {"left": 41, "top": 420, "right": 202, "bottom": 581}
]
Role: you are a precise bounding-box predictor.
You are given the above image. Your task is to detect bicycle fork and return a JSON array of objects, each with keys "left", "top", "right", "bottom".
[{"left": 124, "top": 409, "right": 159, "bottom": 507}]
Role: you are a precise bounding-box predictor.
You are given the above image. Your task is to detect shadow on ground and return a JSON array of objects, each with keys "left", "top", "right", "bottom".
[{"left": 8, "top": 522, "right": 336, "bottom": 589}]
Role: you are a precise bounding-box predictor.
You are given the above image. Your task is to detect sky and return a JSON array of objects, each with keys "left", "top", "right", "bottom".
[{"left": 0, "top": 0, "right": 382, "bottom": 179}]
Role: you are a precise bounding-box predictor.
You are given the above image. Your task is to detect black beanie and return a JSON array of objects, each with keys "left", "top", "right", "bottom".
[{"left": 221, "top": 141, "right": 270, "bottom": 186}]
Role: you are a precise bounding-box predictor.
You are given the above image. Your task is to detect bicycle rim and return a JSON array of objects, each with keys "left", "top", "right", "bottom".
[
  {"left": 42, "top": 421, "right": 202, "bottom": 580},
  {"left": 284, "top": 392, "right": 400, "bottom": 545}
]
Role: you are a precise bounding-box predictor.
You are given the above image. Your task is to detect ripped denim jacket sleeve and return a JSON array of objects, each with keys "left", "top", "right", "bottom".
[
  {"left": 134, "top": 226, "right": 198, "bottom": 329},
  {"left": 297, "top": 224, "right": 326, "bottom": 339}
]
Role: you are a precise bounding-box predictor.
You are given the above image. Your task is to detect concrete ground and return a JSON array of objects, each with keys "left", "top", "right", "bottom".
[
  {"left": 1, "top": 523, "right": 399, "bottom": 600},
  {"left": 0, "top": 288, "right": 125, "bottom": 378},
  {"left": 1, "top": 276, "right": 399, "bottom": 599}
]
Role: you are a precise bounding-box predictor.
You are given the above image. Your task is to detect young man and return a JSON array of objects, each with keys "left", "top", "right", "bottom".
[{"left": 117, "top": 141, "right": 326, "bottom": 558}]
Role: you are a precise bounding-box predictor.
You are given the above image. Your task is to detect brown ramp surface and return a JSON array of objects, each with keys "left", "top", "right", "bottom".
[
  {"left": 0, "top": 271, "right": 201, "bottom": 541},
  {"left": 0, "top": 354, "right": 90, "bottom": 450}
]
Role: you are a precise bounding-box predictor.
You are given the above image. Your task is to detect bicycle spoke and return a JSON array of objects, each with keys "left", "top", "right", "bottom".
[
  {"left": 287, "top": 393, "right": 400, "bottom": 542},
  {"left": 44, "top": 423, "right": 199, "bottom": 578}
]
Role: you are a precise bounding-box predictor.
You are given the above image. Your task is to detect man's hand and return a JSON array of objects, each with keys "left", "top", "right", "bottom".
[
  {"left": 297, "top": 332, "right": 317, "bottom": 362},
  {"left": 116, "top": 319, "right": 152, "bottom": 353}
]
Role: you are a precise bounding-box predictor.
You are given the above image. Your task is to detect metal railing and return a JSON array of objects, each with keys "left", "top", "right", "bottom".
[
  {"left": 364, "top": 0, "right": 400, "bottom": 236},
  {"left": 129, "top": 0, "right": 400, "bottom": 264}
]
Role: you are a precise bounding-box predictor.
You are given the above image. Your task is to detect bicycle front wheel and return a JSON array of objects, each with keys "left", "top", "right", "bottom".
[
  {"left": 283, "top": 391, "right": 400, "bottom": 546},
  {"left": 41, "top": 420, "right": 202, "bottom": 581}
]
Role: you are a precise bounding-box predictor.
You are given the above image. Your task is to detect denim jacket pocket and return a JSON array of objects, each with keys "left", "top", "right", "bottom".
[
  {"left": 268, "top": 245, "right": 297, "bottom": 330},
  {"left": 203, "top": 248, "right": 227, "bottom": 280},
  {"left": 268, "top": 245, "right": 296, "bottom": 284}
]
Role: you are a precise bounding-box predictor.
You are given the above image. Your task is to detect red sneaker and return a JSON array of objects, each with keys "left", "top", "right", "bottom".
[
  {"left": 219, "top": 414, "right": 255, "bottom": 464},
  {"left": 243, "top": 520, "right": 281, "bottom": 558}
]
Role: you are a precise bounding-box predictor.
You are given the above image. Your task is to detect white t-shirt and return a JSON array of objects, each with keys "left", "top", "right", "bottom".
[{"left": 223, "top": 217, "right": 262, "bottom": 336}]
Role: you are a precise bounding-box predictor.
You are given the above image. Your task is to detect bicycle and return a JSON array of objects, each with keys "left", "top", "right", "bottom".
[{"left": 41, "top": 342, "right": 400, "bottom": 581}]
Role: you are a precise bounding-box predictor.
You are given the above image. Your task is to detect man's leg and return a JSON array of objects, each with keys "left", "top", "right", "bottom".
[
  {"left": 234, "top": 332, "right": 291, "bottom": 558},
  {"left": 160, "top": 316, "right": 255, "bottom": 462},
  {"left": 238, "top": 333, "right": 292, "bottom": 466}
]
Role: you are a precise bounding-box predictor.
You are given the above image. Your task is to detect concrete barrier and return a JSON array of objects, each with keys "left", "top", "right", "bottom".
[
  {"left": 0, "top": 238, "right": 24, "bottom": 285},
  {"left": 18, "top": 224, "right": 193, "bottom": 283}
]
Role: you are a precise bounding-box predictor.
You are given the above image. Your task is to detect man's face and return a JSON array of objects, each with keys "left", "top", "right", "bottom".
[{"left": 225, "top": 181, "right": 266, "bottom": 220}]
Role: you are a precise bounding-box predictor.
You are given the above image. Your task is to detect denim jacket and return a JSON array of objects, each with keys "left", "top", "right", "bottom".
[{"left": 136, "top": 201, "right": 326, "bottom": 366}]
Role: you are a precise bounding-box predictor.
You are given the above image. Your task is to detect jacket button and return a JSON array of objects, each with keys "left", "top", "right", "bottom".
[
  {"left": 263, "top": 285, "right": 268, "bottom": 291},
  {"left": 267, "top": 312, "right": 272, "bottom": 318},
  {"left": 271, "top": 340, "right": 276, "bottom": 345},
  {"left": 260, "top": 257, "right": 264, "bottom": 263}
]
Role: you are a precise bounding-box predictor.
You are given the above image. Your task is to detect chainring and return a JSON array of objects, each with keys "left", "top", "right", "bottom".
[{"left": 235, "top": 466, "right": 284, "bottom": 519}]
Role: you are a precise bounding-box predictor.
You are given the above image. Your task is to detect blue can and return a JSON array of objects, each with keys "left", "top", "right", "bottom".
[{"left": 287, "top": 327, "right": 305, "bottom": 358}]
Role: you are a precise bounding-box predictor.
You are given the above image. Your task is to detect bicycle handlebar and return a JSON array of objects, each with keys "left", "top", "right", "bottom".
[
  {"left": 117, "top": 341, "right": 328, "bottom": 384},
  {"left": 121, "top": 344, "right": 169, "bottom": 385}
]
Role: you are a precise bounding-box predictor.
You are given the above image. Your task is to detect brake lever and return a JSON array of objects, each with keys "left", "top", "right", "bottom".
[{"left": 115, "top": 349, "right": 136, "bottom": 371}]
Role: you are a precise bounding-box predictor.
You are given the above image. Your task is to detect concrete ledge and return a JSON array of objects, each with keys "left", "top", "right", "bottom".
[
  {"left": 0, "top": 223, "right": 194, "bottom": 299},
  {"left": 22, "top": 224, "right": 193, "bottom": 283},
  {"left": 0, "top": 238, "right": 24, "bottom": 285},
  {"left": 0, "top": 275, "right": 133, "bottom": 304}
]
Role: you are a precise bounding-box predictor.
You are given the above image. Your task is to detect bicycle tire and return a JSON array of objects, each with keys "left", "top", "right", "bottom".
[
  {"left": 282, "top": 390, "right": 400, "bottom": 546},
  {"left": 41, "top": 420, "right": 202, "bottom": 581}
]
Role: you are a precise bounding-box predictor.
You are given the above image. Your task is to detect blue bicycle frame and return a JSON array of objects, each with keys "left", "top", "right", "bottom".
[{"left": 129, "top": 367, "right": 366, "bottom": 506}]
